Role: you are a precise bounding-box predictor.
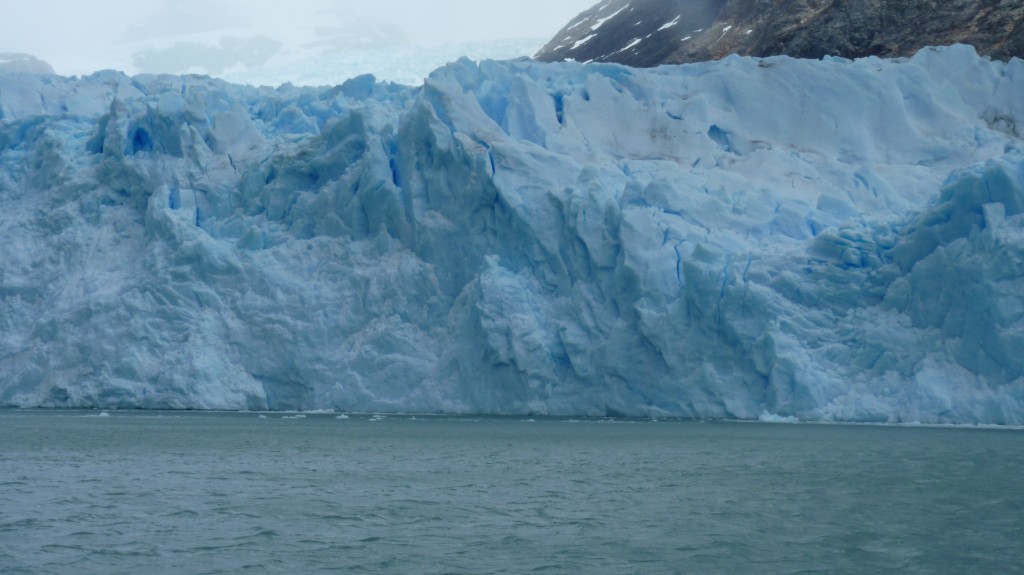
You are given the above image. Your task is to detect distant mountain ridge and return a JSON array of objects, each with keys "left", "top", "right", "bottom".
[
  {"left": 535, "top": 0, "right": 1024, "bottom": 66},
  {"left": 0, "top": 53, "right": 54, "bottom": 75}
]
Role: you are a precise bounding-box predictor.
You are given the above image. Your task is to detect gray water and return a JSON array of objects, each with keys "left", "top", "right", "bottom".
[{"left": 1, "top": 411, "right": 1021, "bottom": 574}]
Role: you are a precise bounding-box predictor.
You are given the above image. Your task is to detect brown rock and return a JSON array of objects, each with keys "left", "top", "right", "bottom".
[{"left": 535, "top": 0, "right": 1024, "bottom": 66}]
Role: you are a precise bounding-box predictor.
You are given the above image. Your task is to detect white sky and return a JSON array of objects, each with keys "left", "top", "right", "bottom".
[{"left": 0, "top": 0, "right": 596, "bottom": 76}]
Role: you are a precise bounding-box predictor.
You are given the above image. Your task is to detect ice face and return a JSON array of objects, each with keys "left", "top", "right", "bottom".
[{"left": 0, "top": 45, "right": 1022, "bottom": 423}]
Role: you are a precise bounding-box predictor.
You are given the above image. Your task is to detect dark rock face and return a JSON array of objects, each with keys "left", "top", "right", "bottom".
[{"left": 535, "top": 0, "right": 1024, "bottom": 66}]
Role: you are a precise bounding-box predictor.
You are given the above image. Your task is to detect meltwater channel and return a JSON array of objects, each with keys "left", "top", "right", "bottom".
[{"left": 1, "top": 411, "right": 1022, "bottom": 574}]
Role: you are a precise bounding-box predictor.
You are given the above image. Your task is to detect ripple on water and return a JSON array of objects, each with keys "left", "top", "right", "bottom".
[{"left": 1, "top": 414, "right": 1022, "bottom": 574}]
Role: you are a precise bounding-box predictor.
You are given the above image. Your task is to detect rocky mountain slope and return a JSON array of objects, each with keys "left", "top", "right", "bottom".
[{"left": 535, "top": 0, "right": 1024, "bottom": 66}]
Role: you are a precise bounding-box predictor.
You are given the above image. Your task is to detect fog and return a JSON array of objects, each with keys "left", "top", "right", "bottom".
[{"left": 1, "top": 0, "right": 596, "bottom": 77}]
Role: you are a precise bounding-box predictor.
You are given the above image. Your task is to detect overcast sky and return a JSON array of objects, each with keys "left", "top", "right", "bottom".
[{"left": 1, "top": 0, "right": 596, "bottom": 76}]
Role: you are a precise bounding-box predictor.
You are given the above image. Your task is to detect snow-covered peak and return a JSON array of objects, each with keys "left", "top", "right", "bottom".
[{"left": 0, "top": 53, "right": 55, "bottom": 75}]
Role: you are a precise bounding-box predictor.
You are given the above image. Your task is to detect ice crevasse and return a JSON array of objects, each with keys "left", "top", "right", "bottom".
[{"left": 0, "top": 44, "right": 1022, "bottom": 423}]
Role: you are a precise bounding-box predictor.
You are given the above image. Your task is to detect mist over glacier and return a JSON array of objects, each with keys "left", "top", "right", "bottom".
[{"left": 1, "top": 45, "right": 1022, "bottom": 423}]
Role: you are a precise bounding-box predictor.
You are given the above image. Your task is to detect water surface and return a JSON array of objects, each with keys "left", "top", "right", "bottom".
[{"left": 1, "top": 411, "right": 1021, "bottom": 574}]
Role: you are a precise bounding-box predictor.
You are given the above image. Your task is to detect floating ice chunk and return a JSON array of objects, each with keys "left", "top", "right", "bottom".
[{"left": 759, "top": 412, "right": 800, "bottom": 424}]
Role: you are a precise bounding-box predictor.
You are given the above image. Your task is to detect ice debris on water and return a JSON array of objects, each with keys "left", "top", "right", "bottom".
[
  {"left": 759, "top": 411, "right": 800, "bottom": 424},
  {"left": 0, "top": 45, "right": 1022, "bottom": 424}
]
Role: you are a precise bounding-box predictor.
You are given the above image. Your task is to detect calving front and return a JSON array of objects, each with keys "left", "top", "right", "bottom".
[{"left": 0, "top": 45, "right": 1022, "bottom": 423}]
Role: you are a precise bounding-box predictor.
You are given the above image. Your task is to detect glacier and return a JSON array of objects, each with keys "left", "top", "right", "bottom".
[{"left": 0, "top": 45, "right": 1022, "bottom": 423}]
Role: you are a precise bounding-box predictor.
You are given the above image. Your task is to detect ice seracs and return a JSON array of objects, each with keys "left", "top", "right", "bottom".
[{"left": 0, "top": 45, "right": 1022, "bottom": 424}]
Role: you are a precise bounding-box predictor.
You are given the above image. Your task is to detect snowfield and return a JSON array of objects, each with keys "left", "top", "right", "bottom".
[{"left": 0, "top": 45, "right": 1022, "bottom": 423}]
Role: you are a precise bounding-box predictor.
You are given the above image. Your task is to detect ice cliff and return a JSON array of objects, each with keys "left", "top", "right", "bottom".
[{"left": 1, "top": 45, "right": 1022, "bottom": 423}]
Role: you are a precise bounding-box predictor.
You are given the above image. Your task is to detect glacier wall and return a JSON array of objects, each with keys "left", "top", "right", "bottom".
[{"left": 1, "top": 45, "right": 1022, "bottom": 422}]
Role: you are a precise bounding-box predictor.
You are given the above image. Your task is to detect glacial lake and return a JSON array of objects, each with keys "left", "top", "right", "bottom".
[{"left": 1, "top": 410, "right": 1022, "bottom": 574}]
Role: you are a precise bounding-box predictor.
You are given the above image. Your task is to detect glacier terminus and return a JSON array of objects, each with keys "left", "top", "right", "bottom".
[{"left": 1, "top": 45, "right": 1022, "bottom": 423}]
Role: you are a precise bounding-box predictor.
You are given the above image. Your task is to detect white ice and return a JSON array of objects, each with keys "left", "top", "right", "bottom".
[{"left": 0, "top": 45, "right": 1022, "bottom": 424}]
